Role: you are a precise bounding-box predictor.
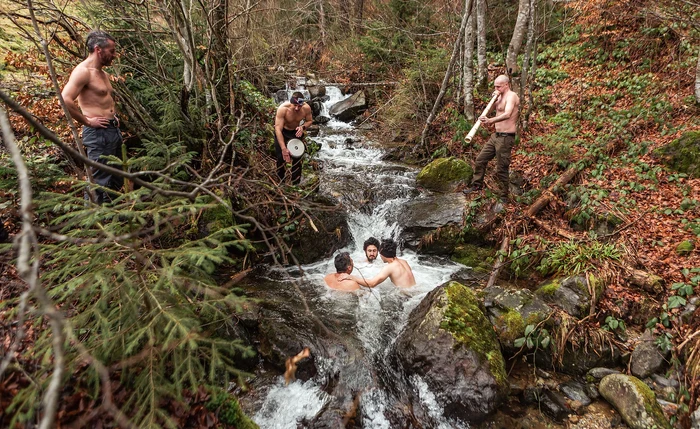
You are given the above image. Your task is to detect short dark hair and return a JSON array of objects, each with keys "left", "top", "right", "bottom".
[
  {"left": 379, "top": 239, "right": 397, "bottom": 258},
  {"left": 363, "top": 237, "right": 380, "bottom": 251},
  {"left": 86, "top": 30, "right": 115, "bottom": 53},
  {"left": 334, "top": 252, "right": 352, "bottom": 273},
  {"left": 290, "top": 91, "right": 306, "bottom": 105}
]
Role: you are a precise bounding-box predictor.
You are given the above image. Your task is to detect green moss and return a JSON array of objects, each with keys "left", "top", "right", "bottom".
[
  {"left": 676, "top": 240, "right": 694, "bottom": 256},
  {"left": 536, "top": 279, "right": 561, "bottom": 296},
  {"left": 653, "top": 131, "right": 700, "bottom": 178},
  {"left": 206, "top": 387, "right": 259, "bottom": 429},
  {"left": 201, "top": 201, "right": 234, "bottom": 233},
  {"left": 451, "top": 244, "right": 495, "bottom": 273},
  {"left": 416, "top": 157, "right": 473, "bottom": 191},
  {"left": 629, "top": 377, "right": 673, "bottom": 429},
  {"left": 440, "top": 282, "right": 508, "bottom": 387},
  {"left": 495, "top": 309, "right": 524, "bottom": 342}
]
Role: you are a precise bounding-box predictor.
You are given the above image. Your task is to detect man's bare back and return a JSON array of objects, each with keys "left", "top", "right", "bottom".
[
  {"left": 383, "top": 258, "right": 416, "bottom": 288},
  {"left": 324, "top": 273, "right": 362, "bottom": 291}
]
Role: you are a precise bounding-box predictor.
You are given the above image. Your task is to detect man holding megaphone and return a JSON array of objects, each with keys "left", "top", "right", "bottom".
[{"left": 274, "top": 91, "right": 314, "bottom": 185}]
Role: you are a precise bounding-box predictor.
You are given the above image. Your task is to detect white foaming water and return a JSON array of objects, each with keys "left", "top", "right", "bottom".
[
  {"left": 252, "top": 87, "right": 466, "bottom": 428},
  {"left": 253, "top": 379, "right": 329, "bottom": 429}
]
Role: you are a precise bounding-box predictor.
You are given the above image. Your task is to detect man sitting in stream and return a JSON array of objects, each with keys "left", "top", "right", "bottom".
[
  {"left": 340, "top": 239, "right": 416, "bottom": 288},
  {"left": 325, "top": 252, "right": 362, "bottom": 291}
]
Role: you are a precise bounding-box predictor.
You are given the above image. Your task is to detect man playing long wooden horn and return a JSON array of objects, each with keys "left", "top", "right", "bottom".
[{"left": 463, "top": 75, "right": 520, "bottom": 202}]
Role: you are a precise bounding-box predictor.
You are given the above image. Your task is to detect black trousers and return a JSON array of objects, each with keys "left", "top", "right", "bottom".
[
  {"left": 275, "top": 128, "right": 302, "bottom": 185},
  {"left": 82, "top": 125, "right": 123, "bottom": 204}
]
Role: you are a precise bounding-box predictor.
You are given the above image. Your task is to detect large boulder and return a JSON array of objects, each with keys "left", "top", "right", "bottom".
[
  {"left": 289, "top": 196, "right": 352, "bottom": 265},
  {"left": 394, "top": 282, "right": 509, "bottom": 422},
  {"left": 395, "top": 193, "right": 465, "bottom": 253},
  {"left": 328, "top": 91, "right": 367, "bottom": 122},
  {"left": 416, "top": 157, "right": 473, "bottom": 193},
  {"left": 652, "top": 130, "right": 700, "bottom": 178},
  {"left": 483, "top": 285, "right": 553, "bottom": 350},
  {"left": 599, "top": 374, "right": 672, "bottom": 429}
]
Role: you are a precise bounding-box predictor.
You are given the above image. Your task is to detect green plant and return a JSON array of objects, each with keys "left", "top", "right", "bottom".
[
  {"left": 603, "top": 316, "right": 626, "bottom": 332},
  {"left": 514, "top": 324, "right": 551, "bottom": 350},
  {"left": 537, "top": 240, "right": 622, "bottom": 276}
]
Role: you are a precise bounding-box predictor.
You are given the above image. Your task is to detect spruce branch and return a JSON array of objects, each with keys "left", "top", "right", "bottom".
[{"left": 1, "top": 105, "right": 65, "bottom": 429}]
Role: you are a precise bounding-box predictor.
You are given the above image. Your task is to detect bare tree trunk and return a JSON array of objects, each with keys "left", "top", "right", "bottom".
[
  {"left": 354, "top": 0, "right": 364, "bottom": 35},
  {"left": 696, "top": 49, "right": 700, "bottom": 104},
  {"left": 317, "top": 0, "right": 327, "bottom": 45},
  {"left": 463, "top": 6, "right": 476, "bottom": 121},
  {"left": 506, "top": 0, "right": 530, "bottom": 75},
  {"left": 520, "top": 0, "right": 537, "bottom": 130},
  {"left": 476, "top": 0, "right": 488, "bottom": 89},
  {"left": 418, "top": 0, "right": 474, "bottom": 150}
]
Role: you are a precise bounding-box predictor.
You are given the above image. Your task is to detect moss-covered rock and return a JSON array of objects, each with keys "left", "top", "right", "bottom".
[
  {"left": 394, "top": 281, "right": 508, "bottom": 422},
  {"left": 535, "top": 276, "right": 599, "bottom": 319},
  {"left": 652, "top": 131, "right": 700, "bottom": 178},
  {"left": 451, "top": 243, "right": 496, "bottom": 273},
  {"left": 676, "top": 240, "right": 695, "bottom": 256},
  {"left": 206, "top": 387, "right": 259, "bottom": 428},
  {"left": 416, "top": 157, "right": 473, "bottom": 192},
  {"left": 483, "top": 285, "right": 553, "bottom": 348},
  {"left": 599, "top": 374, "right": 672, "bottom": 429}
]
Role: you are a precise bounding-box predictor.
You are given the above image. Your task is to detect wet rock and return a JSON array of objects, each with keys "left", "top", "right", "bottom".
[
  {"left": 535, "top": 275, "right": 602, "bottom": 319},
  {"left": 288, "top": 195, "right": 352, "bottom": 265},
  {"left": 329, "top": 91, "right": 367, "bottom": 122},
  {"left": 483, "top": 285, "right": 553, "bottom": 349},
  {"left": 306, "top": 79, "right": 326, "bottom": 98},
  {"left": 394, "top": 282, "right": 509, "bottom": 422},
  {"left": 586, "top": 383, "right": 600, "bottom": 399},
  {"left": 560, "top": 380, "right": 592, "bottom": 406},
  {"left": 523, "top": 387, "right": 571, "bottom": 422},
  {"left": 630, "top": 331, "right": 668, "bottom": 379},
  {"left": 416, "top": 157, "right": 473, "bottom": 193},
  {"left": 599, "top": 374, "right": 672, "bottom": 429},
  {"left": 650, "top": 374, "right": 679, "bottom": 389},
  {"left": 691, "top": 405, "right": 700, "bottom": 429},
  {"left": 397, "top": 193, "right": 466, "bottom": 254}
]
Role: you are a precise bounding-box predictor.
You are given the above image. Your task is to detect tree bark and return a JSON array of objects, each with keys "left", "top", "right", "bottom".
[
  {"left": 695, "top": 48, "right": 700, "bottom": 104},
  {"left": 418, "top": 0, "right": 474, "bottom": 150},
  {"left": 354, "top": 0, "right": 364, "bottom": 35},
  {"left": 476, "top": 0, "right": 488, "bottom": 89},
  {"left": 463, "top": 5, "right": 476, "bottom": 121},
  {"left": 519, "top": 0, "right": 537, "bottom": 130},
  {"left": 506, "top": 0, "right": 530, "bottom": 75}
]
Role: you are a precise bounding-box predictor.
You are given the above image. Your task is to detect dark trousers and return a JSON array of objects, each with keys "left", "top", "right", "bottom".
[
  {"left": 82, "top": 125, "right": 123, "bottom": 204},
  {"left": 275, "top": 128, "right": 302, "bottom": 185},
  {"left": 471, "top": 133, "right": 515, "bottom": 197}
]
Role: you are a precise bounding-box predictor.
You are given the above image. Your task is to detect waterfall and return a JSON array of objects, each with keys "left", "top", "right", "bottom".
[{"left": 247, "top": 87, "right": 466, "bottom": 428}]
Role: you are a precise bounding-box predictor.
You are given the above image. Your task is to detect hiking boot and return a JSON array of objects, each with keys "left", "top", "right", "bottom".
[{"left": 462, "top": 184, "right": 482, "bottom": 195}]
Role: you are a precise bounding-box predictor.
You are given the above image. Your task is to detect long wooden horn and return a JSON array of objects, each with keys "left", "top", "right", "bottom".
[{"left": 464, "top": 93, "right": 499, "bottom": 143}]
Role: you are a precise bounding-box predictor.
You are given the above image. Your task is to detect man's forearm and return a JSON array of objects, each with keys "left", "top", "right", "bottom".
[{"left": 65, "top": 101, "right": 89, "bottom": 126}]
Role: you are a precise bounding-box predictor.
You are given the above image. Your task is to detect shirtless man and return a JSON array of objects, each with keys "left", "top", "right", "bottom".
[
  {"left": 463, "top": 74, "right": 520, "bottom": 200},
  {"left": 341, "top": 239, "right": 416, "bottom": 288},
  {"left": 324, "top": 252, "right": 362, "bottom": 291},
  {"left": 61, "top": 30, "right": 122, "bottom": 204},
  {"left": 274, "top": 91, "right": 314, "bottom": 185}
]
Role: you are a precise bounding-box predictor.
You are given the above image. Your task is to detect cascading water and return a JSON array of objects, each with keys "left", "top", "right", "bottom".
[{"left": 243, "top": 87, "right": 468, "bottom": 428}]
